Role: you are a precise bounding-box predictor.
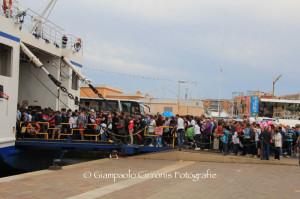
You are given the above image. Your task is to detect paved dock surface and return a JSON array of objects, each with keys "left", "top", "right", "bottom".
[{"left": 0, "top": 151, "right": 299, "bottom": 199}]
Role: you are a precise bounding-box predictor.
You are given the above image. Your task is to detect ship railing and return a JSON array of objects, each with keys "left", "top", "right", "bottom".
[
  {"left": 19, "top": 121, "right": 49, "bottom": 140},
  {"left": 19, "top": 122, "right": 102, "bottom": 142},
  {"left": 18, "top": 122, "right": 177, "bottom": 147},
  {"left": 55, "top": 123, "right": 100, "bottom": 141},
  {"left": 82, "top": 124, "right": 101, "bottom": 141},
  {"left": 56, "top": 123, "right": 72, "bottom": 140},
  {"left": 1, "top": 5, "right": 83, "bottom": 54}
]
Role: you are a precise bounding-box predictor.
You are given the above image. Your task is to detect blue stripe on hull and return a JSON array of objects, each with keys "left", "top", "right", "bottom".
[
  {"left": 70, "top": 60, "right": 83, "bottom": 68},
  {"left": 0, "top": 31, "right": 20, "bottom": 42}
]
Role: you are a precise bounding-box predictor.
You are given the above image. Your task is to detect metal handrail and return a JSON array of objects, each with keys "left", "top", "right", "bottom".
[
  {"left": 18, "top": 122, "right": 177, "bottom": 146},
  {"left": 1, "top": 5, "right": 83, "bottom": 53}
]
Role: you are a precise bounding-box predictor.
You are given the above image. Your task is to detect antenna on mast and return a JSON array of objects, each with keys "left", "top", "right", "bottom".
[
  {"left": 40, "top": 0, "right": 58, "bottom": 19},
  {"left": 31, "top": 0, "right": 58, "bottom": 37}
]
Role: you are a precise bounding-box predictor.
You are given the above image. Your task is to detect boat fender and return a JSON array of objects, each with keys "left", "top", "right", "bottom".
[
  {"left": 74, "top": 38, "right": 82, "bottom": 52},
  {"left": 62, "top": 35, "right": 68, "bottom": 48}
]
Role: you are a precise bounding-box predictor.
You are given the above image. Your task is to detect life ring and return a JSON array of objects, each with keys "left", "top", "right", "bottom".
[{"left": 73, "top": 38, "right": 82, "bottom": 52}]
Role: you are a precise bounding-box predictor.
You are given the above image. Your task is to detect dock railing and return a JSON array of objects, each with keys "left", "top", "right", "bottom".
[{"left": 144, "top": 126, "right": 177, "bottom": 148}]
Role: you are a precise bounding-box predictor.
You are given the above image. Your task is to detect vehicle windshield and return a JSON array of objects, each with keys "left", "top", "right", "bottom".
[
  {"left": 80, "top": 99, "right": 119, "bottom": 112},
  {"left": 139, "top": 103, "right": 145, "bottom": 115},
  {"left": 121, "top": 101, "right": 141, "bottom": 115}
]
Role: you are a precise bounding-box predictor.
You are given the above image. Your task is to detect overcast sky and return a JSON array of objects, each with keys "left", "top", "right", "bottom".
[{"left": 20, "top": 0, "right": 300, "bottom": 99}]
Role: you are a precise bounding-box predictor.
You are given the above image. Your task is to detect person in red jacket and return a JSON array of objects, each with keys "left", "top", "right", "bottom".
[{"left": 215, "top": 121, "right": 224, "bottom": 152}]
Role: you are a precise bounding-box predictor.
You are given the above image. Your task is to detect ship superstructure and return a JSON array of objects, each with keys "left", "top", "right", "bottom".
[{"left": 0, "top": 0, "right": 84, "bottom": 163}]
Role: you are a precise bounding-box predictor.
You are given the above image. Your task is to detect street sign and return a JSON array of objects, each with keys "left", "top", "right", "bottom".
[{"left": 250, "top": 96, "right": 259, "bottom": 116}]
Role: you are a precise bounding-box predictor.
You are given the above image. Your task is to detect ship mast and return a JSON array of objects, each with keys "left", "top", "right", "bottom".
[
  {"left": 40, "top": 0, "right": 58, "bottom": 19},
  {"left": 31, "top": 0, "right": 58, "bottom": 37}
]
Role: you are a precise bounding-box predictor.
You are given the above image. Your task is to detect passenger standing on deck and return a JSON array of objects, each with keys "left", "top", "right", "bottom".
[
  {"left": 117, "top": 113, "right": 127, "bottom": 144},
  {"left": 111, "top": 112, "right": 119, "bottom": 140},
  {"left": 147, "top": 115, "right": 156, "bottom": 147},
  {"left": 87, "top": 109, "right": 97, "bottom": 136},
  {"left": 69, "top": 112, "right": 78, "bottom": 129},
  {"left": 155, "top": 115, "right": 164, "bottom": 147},
  {"left": 77, "top": 111, "right": 87, "bottom": 140},
  {"left": 17, "top": 108, "right": 21, "bottom": 122},
  {"left": 49, "top": 111, "right": 61, "bottom": 139},
  {"left": 128, "top": 117, "right": 134, "bottom": 145},
  {"left": 60, "top": 109, "right": 70, "bottom": 134},
  {"left": 88, "top": 109, "right": 96, "bottom": 124},
  {"left": 176, "top": 114, "right": 185, "bottom": 150},
  {"left": 68, "top": 112, "right": 78, "bottom": 139},
  {"left": 162, "top": 117, "right": 171, "bottom": 145}
]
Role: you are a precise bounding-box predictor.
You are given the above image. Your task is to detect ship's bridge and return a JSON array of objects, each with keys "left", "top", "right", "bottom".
[{"left": 0, "top": 1, "right": 84, "bottom": 111}]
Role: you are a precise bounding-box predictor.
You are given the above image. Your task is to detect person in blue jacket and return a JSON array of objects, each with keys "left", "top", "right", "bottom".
[
  {"left": 285, "top": 126, "right": 294, "bottom": 157},
  {"left": 221, "top": 126, "right": 230, "bottom": 155}
]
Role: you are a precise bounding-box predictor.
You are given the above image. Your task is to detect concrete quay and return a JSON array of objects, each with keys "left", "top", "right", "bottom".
[{"left": 0, "top": 151, "right": 299, "bottom": 199}]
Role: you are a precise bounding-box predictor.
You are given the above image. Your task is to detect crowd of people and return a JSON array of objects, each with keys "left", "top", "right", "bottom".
[{"left": 16, "top": 107, "right": 300, "bottom": 162}]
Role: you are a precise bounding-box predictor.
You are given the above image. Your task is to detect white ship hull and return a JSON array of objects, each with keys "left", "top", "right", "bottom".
[{"left": 0, "top": 3, "right": 83, "bottom": 171}]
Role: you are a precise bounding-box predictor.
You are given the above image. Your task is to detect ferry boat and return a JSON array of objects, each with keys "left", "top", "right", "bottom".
[
  {"left": 0, "top": 1, "right": 168, "bottom": 174},
  {"left": 0, "top": 0, "right": 86, "bottom": 173}
]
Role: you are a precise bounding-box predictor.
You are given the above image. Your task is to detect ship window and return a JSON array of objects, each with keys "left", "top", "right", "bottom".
[
  {"left": 0, "top": 43, "right": 12, "bottom": 77},
  {"left": 71, "top": 71, "right": 79, "bottom": 90}
]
